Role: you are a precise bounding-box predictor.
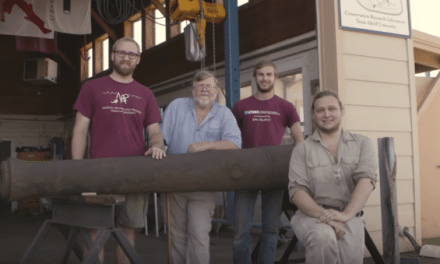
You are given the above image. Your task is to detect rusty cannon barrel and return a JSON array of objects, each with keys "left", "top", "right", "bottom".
[{"left": 0, "top": 145, "right": 294, "bottom": 200}]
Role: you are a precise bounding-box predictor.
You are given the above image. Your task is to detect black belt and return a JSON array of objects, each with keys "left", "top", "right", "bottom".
[{"left": 320, "top": 204, "right": 364, "bottom": 217}]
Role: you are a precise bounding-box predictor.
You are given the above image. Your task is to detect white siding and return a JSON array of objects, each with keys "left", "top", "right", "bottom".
[
  {"left": 344, "top": 106, "right": 412, "bottom": 132},
  {"left": 345, "top": 80, "right": 410, "bottom": 108},
  {"left": 344, "top": 55, "right": 409, "bottom": 85},
  {"left": 341, "top": 30, "right": 419, "bottom": 255}
]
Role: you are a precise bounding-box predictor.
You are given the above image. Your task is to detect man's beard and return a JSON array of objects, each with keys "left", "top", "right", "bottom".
[
  {"left": 114, "top": 61, "right": 135, "bottom": 76},
  {"left": 316, "top": 121, "right": 341, "bottom": 135},
  {"left": 256, "top": 82, "right": 274, "bottom": 93},
  {"left": 194, "top": 97, "right": 213, "bottom": 108}
]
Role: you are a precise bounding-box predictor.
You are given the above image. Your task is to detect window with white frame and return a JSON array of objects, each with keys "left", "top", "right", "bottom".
[
  {"left": 80, "top": 43, "right": 93, "bottom": 81},
  {"left": 87, "top": 48, "right": 93, "bottom": 78},
  {"left": 103, "top": 38, "right": 109, "bottom": 71},
  {"left": 155, "top": 9, "right": 166, "bottom": 45},
  {"left": 133, "top": 19, "right": 143, "bottom": 52},
  {"left": 238, "top": 0, "right": 249, "bottom": 6}
]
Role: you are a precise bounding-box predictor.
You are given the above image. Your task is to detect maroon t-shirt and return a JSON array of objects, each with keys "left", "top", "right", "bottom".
[
  {"left": 74, "top": 76, "right": 161, "bottom": 158},
  {"left": 232, "top": 95, "right": 300, "bottom": 149}
]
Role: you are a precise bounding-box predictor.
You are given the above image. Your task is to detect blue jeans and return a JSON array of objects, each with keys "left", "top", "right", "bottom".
[{"left": 233, "top": 190, "right": 283, "bottom": 264}]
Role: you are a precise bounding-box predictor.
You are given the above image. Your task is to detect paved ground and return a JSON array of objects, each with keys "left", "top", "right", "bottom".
[{"left": 0, "top": 210, "right": 439, "bottom": 264}]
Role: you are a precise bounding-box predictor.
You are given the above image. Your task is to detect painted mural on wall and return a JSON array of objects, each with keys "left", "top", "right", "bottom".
[{"left": 339, "top": 0, "right": 411, "bottom": 38}]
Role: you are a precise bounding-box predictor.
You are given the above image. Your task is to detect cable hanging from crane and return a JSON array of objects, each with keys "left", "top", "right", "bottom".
[{"left": 96, "top": 0, "right": 136, "bottom": 25}]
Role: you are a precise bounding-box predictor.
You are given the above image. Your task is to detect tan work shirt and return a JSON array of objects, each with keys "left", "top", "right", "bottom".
[{"left": 288, "top": 129, "right": 378, "bottom": 208}]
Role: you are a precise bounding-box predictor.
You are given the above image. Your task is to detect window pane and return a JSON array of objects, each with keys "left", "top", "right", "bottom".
[
  {"left": 134, "top": 20, "right": 142, "bottom": 52},
  {"left": 103, "top": 38, "right": 109, "bottom": 71},
  {"left": 88, "top": 48, "right": 93, "bottom": 78},
  {"left": 276, "top": 73, "right": 304, "bottom": 144},
  {"left": 238, "top": 0, "right": 249, "bottom": 6},
  {"left": 240, "top": 85, "right": 252, "bottom": 99},
  {"left": 155, "top": 9, "right": 166, "bottom": 45}
]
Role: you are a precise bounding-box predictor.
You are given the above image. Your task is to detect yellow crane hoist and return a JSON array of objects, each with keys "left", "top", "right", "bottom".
[{"left": 170, "top": 0, "right": 225, "bottom": 47}]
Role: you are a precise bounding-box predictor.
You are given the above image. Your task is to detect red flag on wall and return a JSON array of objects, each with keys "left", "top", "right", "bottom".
[{"left": 0, "top": 0, "right": 54, "bottom": 38}]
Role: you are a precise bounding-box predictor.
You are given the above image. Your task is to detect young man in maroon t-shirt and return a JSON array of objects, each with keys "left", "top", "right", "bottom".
[
  {"left": 72, "top": 37, "right": 165, "bottom": 264},
  {"left": 232, "top": 60, "right": 304, "bottom": 264}
]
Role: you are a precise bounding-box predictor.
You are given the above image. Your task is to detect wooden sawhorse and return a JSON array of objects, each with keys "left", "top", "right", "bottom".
[{"left": 20, "top": 195, "right": 144, "bottom": 264}]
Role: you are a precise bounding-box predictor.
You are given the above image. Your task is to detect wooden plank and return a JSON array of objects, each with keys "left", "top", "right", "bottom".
[
  {"left": 413, "top": 30, "right": 440, "bottom": 55},
  {"left": 344, "top": 106, "right": 412, "bottom": 132},
  {"left": 352, "top": 131, "right": 413, "bottom": 156},
  {"left": 151, "top": 0, "right": 166, "bottom": 17},
  {"left": 397, "top": 180, "right": 415, "bottom": 204},
  {"left": 54, "top": 195, "right": 125, "bottom": 205},
  {"left": 414, "top": 49, "right": 440, "bottom": 69},
  {"left": 343, "top": 31, "right": 408, "bottom": 61},
  {"left": 366, "top": 228, "right": 417, "bottom": 256},
  {"left": 364, "top": 230, "right": 384, "bottom": 257},
  {"left": 344, "top": 55, "right": 409, "bottom": 85},
  {"left": 91, "top": 9, "right": 117, "bottom": 41},
  {"left": 396, "top": 156, "right": 415, "bottom": 180},
  {"left": 397, "top": 203, "right": 416, "bottom": 227},
  {"left": 366, "top": 186, "right": 381, "bottom": 207},
  {"left": 364, "top": 205, "right": 382, "bottom": 231},
  {"left": 345, "top": 80, "right": 410, "bottom": 108},
  {"left": 415, "top": 77, "right": 435, "bottom": 107},
  {"left": 365, "top": 181, "right": 415, "bottom": 206}
]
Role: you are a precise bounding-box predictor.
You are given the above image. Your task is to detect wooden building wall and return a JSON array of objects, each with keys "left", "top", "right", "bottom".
[
  {"left": 417, "top": 75, "right": 440, "bottom": 238},
  {"left": 342, "top": 31, "right": 419, "bottom": 253},
  {"left": 316, "top": 0, "right": 420, "bottom": 254}
]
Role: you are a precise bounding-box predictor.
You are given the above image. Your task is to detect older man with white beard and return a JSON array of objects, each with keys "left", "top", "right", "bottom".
[{"left": 160, "top": 71, "right": 241, "bottom": 264}]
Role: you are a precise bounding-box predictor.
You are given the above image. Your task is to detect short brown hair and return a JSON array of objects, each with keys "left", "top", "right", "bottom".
[
  {"left": 312, "top": 90, "right": 343, "bottom": 111},
  {"left": 193, "top": 71, "right": 220, "bottom": 88},
  {"left": 112, "top": 37, "right": 140, "bottom": 54},
  {"left": 253, "top": 60, "right": 278, "bottom": 78}
]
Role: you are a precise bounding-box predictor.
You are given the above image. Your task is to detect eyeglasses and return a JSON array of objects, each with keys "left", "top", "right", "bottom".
[
  {"left": 113, "top": 50, "right": 140, "bottom": 60},
  {"left": 194, "top": 84, "right": 217, "bottom": 91}
]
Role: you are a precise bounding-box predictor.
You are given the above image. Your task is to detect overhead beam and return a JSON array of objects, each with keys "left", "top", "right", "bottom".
[
  {"left": 418, "top": 70, "right": 440, "bottom": 118},
  {"left": 151, "top": 0, "right": 166, "bottom": 17},
  {"left": 56, "top": 49, "right": 76, "bottom": 71},
  {"left": 414, "top": 49, "right": 440, "bottom": 70},
  {"left": 91, "top": 9, "right": 117, "bottom": 41}
]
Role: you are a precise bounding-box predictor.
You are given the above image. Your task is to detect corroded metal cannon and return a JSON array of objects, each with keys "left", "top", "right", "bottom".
[{"left": 1, "top": 145, "right": 294, "bottom": 200}]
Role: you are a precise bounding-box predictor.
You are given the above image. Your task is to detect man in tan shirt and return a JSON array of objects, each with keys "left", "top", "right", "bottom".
[{"left": 288, "top": 90, "right": 378, "bottom": 264}]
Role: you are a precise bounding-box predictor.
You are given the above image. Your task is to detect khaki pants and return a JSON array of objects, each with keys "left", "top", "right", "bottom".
[
  {"left": 168, "top": 192, "right": 216, "bottom": 264},
  {"left": 290, "top": 210, "right": 365, "bottom": 264}
]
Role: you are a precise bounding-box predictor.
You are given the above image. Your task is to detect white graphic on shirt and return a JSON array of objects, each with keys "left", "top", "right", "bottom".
[
  {"left": 244, "top": 110, "right": 280, "bottom": 122},
  {"left": 101, "top": 92, "right": 143, "bottom": 115},
  {"left": 110, "top": 93, "right": 129, "bottom": 104}
]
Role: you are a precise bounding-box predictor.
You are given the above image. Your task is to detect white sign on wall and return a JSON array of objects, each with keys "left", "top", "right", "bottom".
[{"left": 339, "top": 0, "right": 411, "bottom": 38}]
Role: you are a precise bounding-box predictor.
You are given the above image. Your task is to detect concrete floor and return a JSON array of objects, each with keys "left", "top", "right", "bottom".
[{"left": 0, "top": 209, "right": 438, "bottom": 264}]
